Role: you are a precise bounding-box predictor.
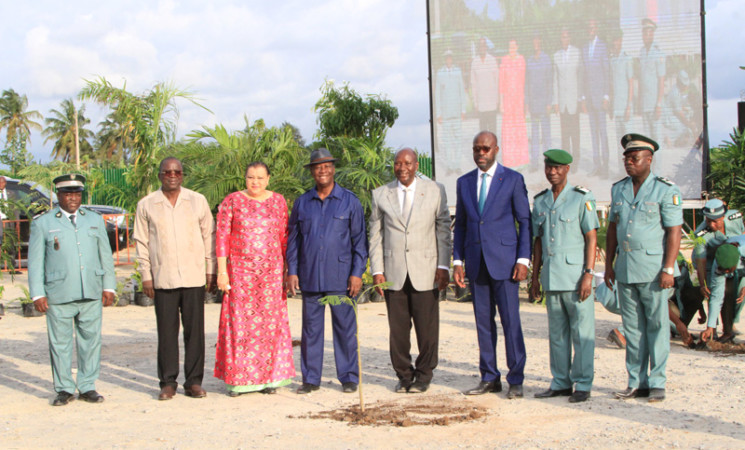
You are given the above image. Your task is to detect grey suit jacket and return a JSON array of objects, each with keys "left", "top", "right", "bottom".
[{"left": 369, "top": 178, "right": 451, "bottom": 292}]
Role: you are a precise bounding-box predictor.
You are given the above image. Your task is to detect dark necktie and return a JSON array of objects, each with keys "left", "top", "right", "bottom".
[{"left": 69, "top": 214, "right": 76, "bottom": 227}]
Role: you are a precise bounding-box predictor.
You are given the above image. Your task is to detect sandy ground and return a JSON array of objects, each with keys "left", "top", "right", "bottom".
[{"left": 1, "top": 266, "right": 744, "bottom": 449}]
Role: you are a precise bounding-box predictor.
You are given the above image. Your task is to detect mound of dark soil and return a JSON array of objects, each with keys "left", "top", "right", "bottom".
[{"left": 294, "top": 394, "right": 488, "bottom": 427}]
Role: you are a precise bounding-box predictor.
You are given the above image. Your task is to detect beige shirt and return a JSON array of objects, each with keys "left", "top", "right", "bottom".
[{"left": 134, "top": 187, "right": 216, "bottom": 289}]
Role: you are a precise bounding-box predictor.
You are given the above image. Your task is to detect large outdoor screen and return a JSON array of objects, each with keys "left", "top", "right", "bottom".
[{"left": 428, "top": 0, "right": 705, "bottom": 204}]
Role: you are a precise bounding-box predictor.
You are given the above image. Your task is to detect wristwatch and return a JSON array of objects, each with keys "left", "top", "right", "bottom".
[
  {"left": 662, "top": 267, "right": 674, "bottom": 275},
  {"left": 583, "top": 268, "right": 595, "bottom": 275}
]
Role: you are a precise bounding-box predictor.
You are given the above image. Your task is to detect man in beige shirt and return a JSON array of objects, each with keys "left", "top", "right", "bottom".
[{"left": 134, "top": 157, "right": 216, "bottom": 401}]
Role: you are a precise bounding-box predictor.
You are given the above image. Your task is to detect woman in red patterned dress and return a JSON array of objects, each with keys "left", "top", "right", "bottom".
[{"left": 214, "top": 162, "right": 295, "bottom": 396}]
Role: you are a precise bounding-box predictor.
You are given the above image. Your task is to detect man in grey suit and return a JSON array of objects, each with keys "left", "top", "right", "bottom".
[{"left": 369, "top": 148, "right": 451, "bottom": 393}]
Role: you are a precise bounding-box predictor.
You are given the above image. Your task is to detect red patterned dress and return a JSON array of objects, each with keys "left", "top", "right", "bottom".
[{"left": 214, "top": 191, "right": 295, "bottom": 392}]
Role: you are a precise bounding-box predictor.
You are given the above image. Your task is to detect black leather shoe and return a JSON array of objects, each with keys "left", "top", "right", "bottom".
[
  {"left": 261, "top": 387, "right": 277, "bottom": 394},
  {"left": 52, "top": 391, "right": 75, "bottom": 406},
  {"left": 342, "top": 382, "right": 358, "bottom": 393},
  {"left": 408, "top": 381, "right": 429, "bottom": 394},
  {"left": 464, "top": 380, "right": 502, "bottom": 395},
  {"left": 614, "top": 387, "right": 650, "bottom": 399},
  {"left": 534, "top": 388, "right": 572, "bottom": 398},
  {"left": 507, "top": 384, "right": 523, "bottom": 399},
  {"left": 648, "top": 388, "right": 665, "bottom": 403},
  {"left": 569, "top": 390, "right": 590, "bottom": 403},
  {"left": 395, "top": 380, "right": 412, "bottom": 393},
  {"left": 78, "top": 390, "right": 105, "bottom": 403},
  {"left": 296, "top": 383, "right": 320, "bottom": 394}
]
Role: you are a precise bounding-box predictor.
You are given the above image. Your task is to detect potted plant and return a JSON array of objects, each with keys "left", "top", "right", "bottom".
[
  {"left": 115, "top": 281, "right": 130, "bottom": 306},
  {"left": 18, "top": 286, "right": 43, "bottom": 317},
  {"left": 131, "top": 261, "right": 153, "bottom": 306}
]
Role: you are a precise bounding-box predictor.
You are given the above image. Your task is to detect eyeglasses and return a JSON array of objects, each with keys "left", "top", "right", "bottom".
[
  {"left": 472, "top": 145, "right": 493, "bottom": 153},
  {"left": 160, "top": 170, "right": 182, "bottom": 176}
]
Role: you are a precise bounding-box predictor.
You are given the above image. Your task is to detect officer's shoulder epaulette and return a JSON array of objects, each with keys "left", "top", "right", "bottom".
[
  {"left": 728, "top": 211, "right": 742, "bottom": 221},
  {"left": 612, "top": 177, "right": 629, "bottom": 186},
  {"left": 695, "top": 229, "right": 709, "bottom": 238},
  {"left": 534, "top": 188, "right": 549, "bottom": 199},
  {"left": 33, "top": 210, "right": 50, "bottom": 220},
  {"left": 79, "top": 206, "right": 100, "bottom": 216},
  {"left": 574, "top": 185, "right": 590, "bottom": 194},
  {"left": 656, "top": 176, "right": 674, "bottom": 186}
]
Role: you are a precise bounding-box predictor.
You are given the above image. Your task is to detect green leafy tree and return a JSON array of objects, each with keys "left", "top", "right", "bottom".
[
  {"left": 43, "top": 98, "right": 94, "bottom": 163},
  {"left": 79, "top": 77, "right": 208, "bottom": 199},
  {"left": 708, "top": 128, "right": 745, "bottom": 211},
  {"left": 314, "top": 80, "right": 398, "bottom": 140},
  {"left": 329, "top": 135, "right": 395, "bottom": 215}
]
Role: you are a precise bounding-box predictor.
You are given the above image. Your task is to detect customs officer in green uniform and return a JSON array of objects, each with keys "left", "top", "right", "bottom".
[
  {"left": 28, "top": 174, "right": 116, "bottom": 406},
  {"left": 605, "top": 134, "right": 682, "bottom": 403},
  {"left": 700, "top": 237, "right": 745, "bottom": 343},
  {"left": 530, "top": 149, "right": 598, "bottom": 404},
  {"left": 692, "top": 198, "right": 744, "bottom": 299}
]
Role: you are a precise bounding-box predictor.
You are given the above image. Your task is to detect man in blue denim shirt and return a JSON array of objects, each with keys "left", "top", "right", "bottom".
[{"left": 287, "top": 148, "right": 368, "bottom": 395}]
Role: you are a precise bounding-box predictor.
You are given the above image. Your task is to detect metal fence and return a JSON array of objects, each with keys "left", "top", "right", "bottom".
[{"left": 1, "top": 213, "right": 135, "bottom": 273}]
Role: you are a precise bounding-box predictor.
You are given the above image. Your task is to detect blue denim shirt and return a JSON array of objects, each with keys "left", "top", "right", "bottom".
[{"left": 287, "top": 183, "right": 368, "bottom": 293}]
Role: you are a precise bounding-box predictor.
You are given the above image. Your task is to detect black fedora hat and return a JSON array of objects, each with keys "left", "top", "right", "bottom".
[{"left": 304, "top": 148, "right": 337, "bottom": 168}]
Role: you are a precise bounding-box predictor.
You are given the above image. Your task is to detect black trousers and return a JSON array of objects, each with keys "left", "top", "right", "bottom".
[
  {"left": 154, "top": 286, "right": 205, "bottom": 389},
  {"left": 384, "top": 276, "right": 439, "bottom": 384}
]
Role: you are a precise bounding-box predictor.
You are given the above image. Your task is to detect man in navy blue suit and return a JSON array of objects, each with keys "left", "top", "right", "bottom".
[{"left": 454, "top": 131, "right": 532, "bottom": 399}]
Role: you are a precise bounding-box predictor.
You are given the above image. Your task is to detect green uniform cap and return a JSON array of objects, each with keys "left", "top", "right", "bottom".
[
  {"left": 715, "top": 244, "right": 740, "bottom": 270},
  {"left": 53, "top": 173, "right": 86, "bottom": 192},
  {"left": 621, "top": 133, "right": 659, "bottom": 154},
  {"left": 543, "top": 149, "right": 573, "bottom": 166}
]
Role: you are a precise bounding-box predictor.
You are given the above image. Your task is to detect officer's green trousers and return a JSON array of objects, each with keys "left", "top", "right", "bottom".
[
  {"left": 45, "top": 299, "right": 102, "bottom": 393},
  {"left": 546, "top": 290, "right": 595, "bottom": 392}
]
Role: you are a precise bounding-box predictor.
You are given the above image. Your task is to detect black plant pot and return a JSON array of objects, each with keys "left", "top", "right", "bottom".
[
  {"left": 454, "top": 281, "right": 472, "bottom": 303},
  {"left": 22, "top": 302, "right": 44, "bottom": 317},
  {"left": 134, "top": 292, "right": 154, "bottom": 307},
  {"left": 0, "top": 302, "right": 4, "bottom": 316},
  {"left": 116, "top": 292, "right": 131, "bottom": 307}
]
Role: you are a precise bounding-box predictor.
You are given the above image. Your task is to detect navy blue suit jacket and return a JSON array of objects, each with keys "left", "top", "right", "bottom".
[
  {"left": 453, "top": 164, "right": 532, "bottom": 281},
  {"left": 582, "top": 38, "right": 610, "bottom": 110}
]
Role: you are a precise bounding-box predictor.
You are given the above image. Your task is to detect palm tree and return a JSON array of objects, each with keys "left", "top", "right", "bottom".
[
  {"left": 42, "top": 98, "right": 94, "bottom": 163},
  {"left": 95, "top": 108, "right": 136, "bottom": 164},
  {"left": 0, "top": 89, "right": 43, "bottom": 145},
  {"left": 175, "top": 118, "right": 308, "bottom": 210},
  {"left": 79, "top": 77, "right": 208, "bottom": 198}
]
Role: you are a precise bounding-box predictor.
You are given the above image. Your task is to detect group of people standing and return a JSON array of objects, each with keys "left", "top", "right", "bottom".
[
  {"left": 435, "top": 18, "right": 682, "bottom": 178},
  {"left": 29, "top": 124, "right": 707, "bottom": 407}
]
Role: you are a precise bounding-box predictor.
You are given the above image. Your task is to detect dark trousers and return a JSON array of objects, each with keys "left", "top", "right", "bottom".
[
  {"left": 560, "top": 111, "right": 580, "bottom": 161},
  {"left": 588, "top": 106, "right": 609, "bottom": 169},
  {"left": 384, "top": 276, "right": 439, "bottom": 384},
  {"left": 722, "top": 277, "right": 736, "bottom": 335},
  {"left": 470, "top": 259, "right": 526, "bottom": 386},
  {"left": 154, "top": 286, "right": 205, "bottom": 389},
  {"left": 300, "top": 291, "right": 358, "bottom": 385}
]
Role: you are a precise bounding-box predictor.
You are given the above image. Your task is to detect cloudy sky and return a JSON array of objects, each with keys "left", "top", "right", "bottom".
[{"left": 1, "top": 0, "right": 743, "bottom": 164}]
